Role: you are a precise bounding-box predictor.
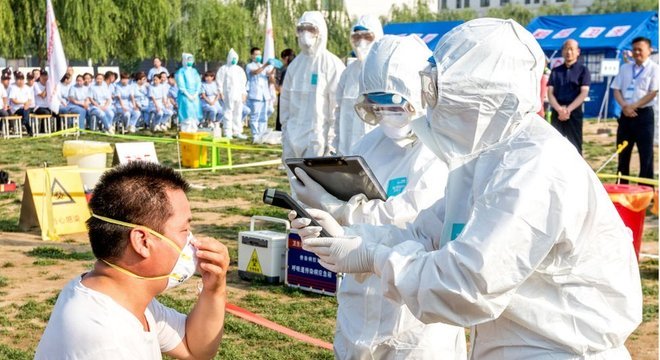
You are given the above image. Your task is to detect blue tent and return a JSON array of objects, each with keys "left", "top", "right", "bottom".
[
  {"left": 527, "top": 11, "right": 659, "bottom": 118},
  {"left": 382, "top": 20, "right": 463, "bottom": 51}
]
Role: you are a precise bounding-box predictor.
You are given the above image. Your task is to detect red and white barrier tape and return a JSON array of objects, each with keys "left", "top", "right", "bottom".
[{"left": 225, "top": 303, "right": 333, "bottom": 351}]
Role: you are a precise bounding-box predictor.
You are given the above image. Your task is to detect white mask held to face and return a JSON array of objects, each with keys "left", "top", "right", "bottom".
[
  {"left": 166, "top": 232, "right": 198, "bottom": 289},
  {"left": 92, "top": 214, "right": 198, "bottom": 290},
  {"left": 299, "top": 31, "right": 317, "bottom": 54}
]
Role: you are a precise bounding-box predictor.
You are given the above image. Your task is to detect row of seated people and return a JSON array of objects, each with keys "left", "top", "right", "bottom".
[
  {"left": 60, "top": 71, "right": 177, "bottom": 134},
  {"left": 0, "top": 70, "right": 176, "bottom": 135},
  {"left": 1, "top": 68, "right": 254, "bottom": 136}
]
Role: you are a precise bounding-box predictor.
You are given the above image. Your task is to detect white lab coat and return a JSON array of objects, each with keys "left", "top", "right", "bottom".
[
  {"left": 280, "top": 11, "right": 345, "bottom": 159},
  {"left": 332, "top": 15, "right": 383, "bottom": 156},
  {"left": 362, "top": 19, "right": 642, "bottom": 359}
]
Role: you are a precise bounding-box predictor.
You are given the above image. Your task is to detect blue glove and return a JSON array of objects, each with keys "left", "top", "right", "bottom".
[{"left": 267, "top": 58, "right": 283, "bottom": 69}]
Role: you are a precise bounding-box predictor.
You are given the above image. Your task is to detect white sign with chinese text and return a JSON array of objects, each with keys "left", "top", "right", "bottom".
[{"left": 601, "top": 59, "right": 621, "bottom": 76}]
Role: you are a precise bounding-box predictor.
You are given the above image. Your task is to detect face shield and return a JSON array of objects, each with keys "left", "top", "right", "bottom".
[
  {"left": 354, "top": 92, "right": 416, "bottom": 127},
  {"left": 419, "top": 65, "right": 438, "bottom": 109}
]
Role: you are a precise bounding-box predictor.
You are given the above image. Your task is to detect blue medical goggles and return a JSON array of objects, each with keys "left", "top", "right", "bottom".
[{"left": 353, "top": 92, "right": 415, "bottom": 125}]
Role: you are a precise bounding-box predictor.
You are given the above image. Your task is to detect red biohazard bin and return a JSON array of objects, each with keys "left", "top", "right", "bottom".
[{"left": 602, "top": 184, "right": 654, "bottom": 260}]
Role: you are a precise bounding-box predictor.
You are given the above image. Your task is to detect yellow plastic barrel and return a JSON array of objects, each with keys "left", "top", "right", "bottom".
[{"left": 179, "top": 132, "right": 209, "bottom": 168}]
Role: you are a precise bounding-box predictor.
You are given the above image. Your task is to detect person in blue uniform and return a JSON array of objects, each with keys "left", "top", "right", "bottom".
[{"left": 176, "top": 53, "right": 202, "bottom": 132}]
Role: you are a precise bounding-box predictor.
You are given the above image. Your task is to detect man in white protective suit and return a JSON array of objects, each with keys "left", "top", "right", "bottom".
[
  {"left": 217, "top": 48, "right": 248, "bottom": 139},
  {"left": 294, "top": 18, "right": 643, "bottom": 359},
  {"left": 332, "top": 15, "right": 383, "bottom": 156},
  {"left": 280, "top": 11, "right": 345, "bottom": 160},
  {"left": 290, "top": 35, "right": 466, "bottom": 359}
]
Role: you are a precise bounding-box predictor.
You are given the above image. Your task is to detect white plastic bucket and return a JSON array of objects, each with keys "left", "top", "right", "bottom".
[{"left": 62, "top": 140, "right": 112, "bottom": 191}]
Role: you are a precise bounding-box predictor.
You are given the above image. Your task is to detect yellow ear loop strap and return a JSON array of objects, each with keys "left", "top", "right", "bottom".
[
  {"left": 91, "top": 213, "right": 184, "bottom": 255},
  {"left": 100, "top": 259, "right": 170, "bottom": 280},
  {"left": 91, "top": 213, "right": 191, "bottom": 280}
]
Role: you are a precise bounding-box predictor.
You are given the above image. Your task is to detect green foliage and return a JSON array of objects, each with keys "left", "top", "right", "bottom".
[
  {"left": 26, "top": 246, "right": 95, "bottom": 261},
  {"left": 6, "top": 0, "right": 354, "bottom": 68},
  {"left": 385, "top": 0, "right": 476, "bottom": 24},
  {"left": 54, "top": 0, "right": 123, "bottom": 62},
  {"left": 487, "top": 4, "right": 535, "bottom": 26},
  {"left": 170, "top": 0, "right": 253, "bottom": 62},
  {"left": 587, "top": 0, "right": 658, "bottom": 14},
  {"left": 113, "top": 0, "right": 181, "bottom": 61},
  {"left": 537, "top": 3, "right": 573, "bottom": 16},
  {"left": 0, "top": 0, "right": 16, "bottom": 56}
]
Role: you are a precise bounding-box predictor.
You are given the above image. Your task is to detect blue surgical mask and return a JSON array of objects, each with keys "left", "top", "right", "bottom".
[
  {"left": 187, "top": 61, "right": 194, "bottom": 67},
  {"left": 231, "top": 59, "right": 237, "bottom": 65},
  {"left": 255, "top": 55, "right": 262, "bottom": 63}
]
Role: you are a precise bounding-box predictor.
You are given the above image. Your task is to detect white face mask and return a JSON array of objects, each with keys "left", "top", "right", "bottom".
[
  {"left": 354, "top": 39, "right": 372, "bottom": 61},
  {"left": 166, "top": 232, "right": 198, "bottom": 289},
  {"left": 298, "top": 31, "right": 317, "bottom": 53},
  {"left": 382, "top": 122, "right": 413, "bottom": 142},
  {"left": 92, "top": 214, "right": 198, "bottom": 290}
]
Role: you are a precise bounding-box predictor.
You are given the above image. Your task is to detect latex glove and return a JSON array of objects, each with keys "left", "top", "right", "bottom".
[
  {"left": 287, "top": 209, "right": 344, "bottom": 239},
  {"left": 267, "top": 58, "right": 283, "bottom": 69},
  {"left": 291, "top": 168, "right": 345, "bottom": 216},
  {"left": 303, "top": 236, "right": 376, "bottom": 274}
]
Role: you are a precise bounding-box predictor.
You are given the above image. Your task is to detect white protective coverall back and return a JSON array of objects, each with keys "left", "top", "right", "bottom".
[
  {"left": 334, "top": 35, "right": 466, "bottom": 360},
  {"left": 217, "top": 48, "right": 248, "bottom": 137},
  {"left": 332, "top": 15, "right": 383, "bottom": 156},
  {"left": 360, "top": 18, "right": 642, "bottom": 359},
  {"left": 280, "top": 11, "right": 345, "bottom": 159}
]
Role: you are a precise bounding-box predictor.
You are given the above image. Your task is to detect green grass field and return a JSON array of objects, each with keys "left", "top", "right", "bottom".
[{"left": 0, "top": 120, "right": 657, "bottom": 359}]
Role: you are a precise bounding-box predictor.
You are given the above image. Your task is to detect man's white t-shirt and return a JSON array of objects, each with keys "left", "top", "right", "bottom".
[{"left": 34, "top": 275, "right": 186, "bottom": 359}]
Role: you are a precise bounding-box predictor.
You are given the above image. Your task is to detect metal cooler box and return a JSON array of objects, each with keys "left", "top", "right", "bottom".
[{"left": 238, "top": 216, "right": 290, "bottom": 283}]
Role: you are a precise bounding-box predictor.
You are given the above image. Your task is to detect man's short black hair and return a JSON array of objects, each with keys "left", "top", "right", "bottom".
[
  {"left": 86, "top": 162, "right": 190, "bottom": 261},
  {"left": 250, "top": 47, "right": 261, "bottom": 55},
  {"left": 632, "top": 36, "right": 652, "bottom": 48}
]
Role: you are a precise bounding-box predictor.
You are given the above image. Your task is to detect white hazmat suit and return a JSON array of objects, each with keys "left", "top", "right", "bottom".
[
  {"left": 294, "top": 35, "right": 465, "bottom": 360},
  {"left": 332, "top": 15, "right": 383, "bottom": 155},
  {"left": 217, "top": 48, "right": 248, "bottom": 138},
  {"left": 280, "top": 11, "right": 345, "bottom": 159},
  {"left": 299, "top": 18, "right": 643, "bottom": 359}
]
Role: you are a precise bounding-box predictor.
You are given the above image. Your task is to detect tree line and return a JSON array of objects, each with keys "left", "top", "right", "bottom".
[
  {"left": 0, "top": 0, "right": 655, "bottom": 70},
  {"left": 0, "top": 0, "right": 352, "bottom": 69}
]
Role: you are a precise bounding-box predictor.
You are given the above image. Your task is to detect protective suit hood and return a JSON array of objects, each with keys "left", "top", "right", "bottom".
[
  {"left": 351, "top": 15, "right": 383, "bottom": 60},
  {"left": 421, "top": 18, "right": 544, "bottom": 162},
  {"left": 360, "top": 35, "right": 430, "bottom": 117},
  {"left": 351, "top": 14, "right": 383, "bottom": 39},
  {"left": 296, "top": 11, "right": 328, "bottom": 56},
  {"left": 227, "top": 48, "right": 239, "bottom": 65},
  {"left": 182, "top": 52, "right": 194, "bottom": 67}
]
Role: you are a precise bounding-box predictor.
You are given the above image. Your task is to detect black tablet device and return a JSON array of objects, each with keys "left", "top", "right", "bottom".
[{"left": 285, "top": 156, "right": 387, "bottom": 201}]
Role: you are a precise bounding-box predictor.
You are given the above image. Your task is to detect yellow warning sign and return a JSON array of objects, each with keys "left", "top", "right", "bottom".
[
  {"left": 19, "top": 166, "right": 91, "bottom": 241},
  {"left": 246, "top": 249, "right": 263, "bottom": 274}
]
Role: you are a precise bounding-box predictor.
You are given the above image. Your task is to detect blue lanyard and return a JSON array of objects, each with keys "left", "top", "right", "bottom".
[{"left": 632, "top": 65, "right": 644, "bottom": 80}]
